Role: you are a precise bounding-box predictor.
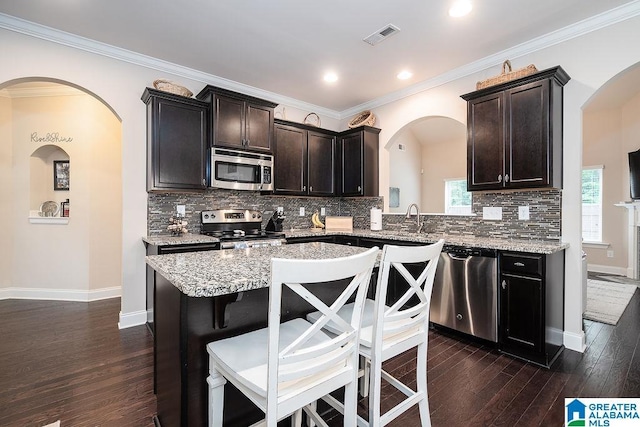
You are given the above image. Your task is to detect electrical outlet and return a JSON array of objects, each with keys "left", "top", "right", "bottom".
[
  {"left": 607, "top": 250, "right": 614, "bottom": 258},
  {"left": 320, "top": 207, "right": 326, "bottom": 216},
  {"left": 277, "top": 206, "right": 284, "bottom": 214},
  {"left": 518, "top": 206, "right": 530, "bottom": 220},
  {"left": 176, "top": 205, "right": 186, "bottom": 216},
  {"left": 482, "top": 207, "right": 502, "bottom": 220},
  {"left": 299, "top": 207, "right": 305, "bottom": 216}
]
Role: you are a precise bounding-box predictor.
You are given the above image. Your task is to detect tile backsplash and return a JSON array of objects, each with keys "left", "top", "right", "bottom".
[
  {"left": 383, "top": 188, "right": 562, "bottom": 241},
  {"left": 148, "top": 188, "right": 561, "bottom": 241},
  {"left": 147, "top": 189, "right": 382, "bottom": 235}
]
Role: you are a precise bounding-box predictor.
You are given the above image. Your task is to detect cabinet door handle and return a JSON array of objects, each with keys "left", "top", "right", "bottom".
[
  {"left": 358, "top": 185, "right": 362, "bottom": 192},
  {"left": 505, "top": 174, "right": 510, "bottom": 183},
  {"left": 246, "top": 139, "right": 250, "bottom": 146},
  {"left": 514, "top": 262, "right": 525, "bottom": 267},
  {"left": 202, "top": 178, "right": 206, "bottom": 186},
  {"left": 309, "top": 186, "right": 313, "bottom": 192},
  {"left": 497, "top": 174, "right": 502, "bottom": 183},
  {"left": 303, "top": 185, "right": 306, "bottom": 191},
  {"left": 501, "top": 280, "right": 507, "bottom": 290}
]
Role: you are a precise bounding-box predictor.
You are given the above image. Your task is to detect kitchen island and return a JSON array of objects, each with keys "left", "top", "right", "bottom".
[{"left": 146, "top": 242, "right": 374, "bottom": 427}]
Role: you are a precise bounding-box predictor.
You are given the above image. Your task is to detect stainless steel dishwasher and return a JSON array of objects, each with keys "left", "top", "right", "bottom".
[{"left": 430, "top": 245, "right": 498, "bottom": 342}]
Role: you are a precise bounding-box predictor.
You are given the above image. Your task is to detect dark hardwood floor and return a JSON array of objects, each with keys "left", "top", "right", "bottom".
[{"left": 1, "top": 290, "right": 638, "bottom": 427}]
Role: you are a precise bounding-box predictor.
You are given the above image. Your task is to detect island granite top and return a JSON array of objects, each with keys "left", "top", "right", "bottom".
[{"left": 146, "top": 242, "right": 374, "bottom": 297}]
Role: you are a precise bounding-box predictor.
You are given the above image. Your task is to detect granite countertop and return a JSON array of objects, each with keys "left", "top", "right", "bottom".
[
  {"left": 142, "top": 233, "right": 219, "bottom": 246},
  {"left": 285, "top": 228, "right": 569, "bottom": 254},
  {"left": 146, "top": 242, "right": 374, "bottom": 297}
]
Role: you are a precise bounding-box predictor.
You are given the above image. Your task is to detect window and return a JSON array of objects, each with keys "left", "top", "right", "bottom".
[
  {"left": 445, "top": 179, "right": 472, "bottom": 215},
  {"left": 582, "top": 166, "right": 603, "bottom": 242}
]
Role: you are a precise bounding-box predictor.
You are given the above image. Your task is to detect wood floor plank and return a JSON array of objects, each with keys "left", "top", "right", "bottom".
[{"left": 2, "top": 289, "right": 639, "bottom": 427}]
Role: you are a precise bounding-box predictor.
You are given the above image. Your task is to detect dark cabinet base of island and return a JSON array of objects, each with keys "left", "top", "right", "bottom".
[{"left": 153, "top": 272, "right": 349, "bottom": 427}]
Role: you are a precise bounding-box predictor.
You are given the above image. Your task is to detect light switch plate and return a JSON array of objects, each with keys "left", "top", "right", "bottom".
[
  {"left": 482, "top": 207, "right": 502, "bottom": 220},
  {"left": 320, "top": 207, "right": 326, "bottom": 216},
  {"left": 518, "top": 206, "right": 530, "bottom": 220},
  {"left": 299, "top": 207, "right": 305, "bottom": 216},
  {"left": 176, "top": 205, "right": 186, "bottom": 216}
]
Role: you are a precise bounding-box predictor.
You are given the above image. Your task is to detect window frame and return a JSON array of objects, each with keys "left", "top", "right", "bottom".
[
  {"left": 444, "top": 178, "right": 472, "bottom": 215},
  {"left": 581, "top": 165, "right": 603, "bottom": 243}
]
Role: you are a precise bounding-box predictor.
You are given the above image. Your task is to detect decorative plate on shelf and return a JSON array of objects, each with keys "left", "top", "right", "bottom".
[{"left": 39, "top": 201, "right": 59, "bottom": 217}]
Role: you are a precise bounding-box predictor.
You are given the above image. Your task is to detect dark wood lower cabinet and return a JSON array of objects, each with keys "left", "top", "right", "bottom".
[{"left": 498, "top": 251, "right": 565, "bottom": 367}]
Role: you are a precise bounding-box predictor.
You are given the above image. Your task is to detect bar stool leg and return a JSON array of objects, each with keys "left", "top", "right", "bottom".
[{"left": 207, "top": 364, "right": 227, "bottom": 427}]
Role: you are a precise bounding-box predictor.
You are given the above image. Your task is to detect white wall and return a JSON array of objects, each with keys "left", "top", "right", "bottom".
[
  {"left": 0, "top": 96, "right": 12, "bottom": 289},
  {"left": 421, "top": 136, "right": 467, "bottom": 213},
  {"left": 388, "top": 130, "right": 422, "bottom": 213}
]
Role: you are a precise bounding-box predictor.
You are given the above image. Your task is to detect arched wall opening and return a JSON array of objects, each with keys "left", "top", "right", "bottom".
[
  {"left": 0, "top": 78, "right": 123, "bottom": 300},
  {"left": 581, "top": 61, "right": 640, "bottom": 278},
  {"left": 385, "top": 115, "right": 467, "bottom": 214}
]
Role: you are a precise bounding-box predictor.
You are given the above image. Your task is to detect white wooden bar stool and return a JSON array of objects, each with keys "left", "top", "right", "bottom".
[
  {"left": 307, "top": 239, "right": 444, "bottom": 427},
  {"left": 206, "top": 247, "right": 379, "bottom": 427}
]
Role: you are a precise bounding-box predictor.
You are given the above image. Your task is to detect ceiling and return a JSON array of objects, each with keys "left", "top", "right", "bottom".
[{"left": 0, "top": 1, "right": 639, "bottom": 114}]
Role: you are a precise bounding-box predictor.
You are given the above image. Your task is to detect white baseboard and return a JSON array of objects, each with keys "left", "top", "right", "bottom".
[
  {"left": 564, "top": 330, "right": 586, "bottom": 353},
  {"left": 587, "top": 263, "right": 628, "bottom": 276},
  {"left": 118, "top": 309, "right": 147, "bottom": 329},
  {"left": 0, "top": 286, "right": 121, "bottom": 302}
]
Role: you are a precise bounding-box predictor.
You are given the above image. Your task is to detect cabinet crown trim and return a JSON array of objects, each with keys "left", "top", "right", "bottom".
[
  {"left": 461, "top": 66, "right": 571, "bottom": 100},
  {"left": 195, "top": 84, "right": 278, "bottom": 108}
]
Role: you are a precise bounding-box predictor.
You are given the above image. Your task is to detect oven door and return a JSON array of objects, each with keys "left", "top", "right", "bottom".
[{"left": 210, "top": 149, "right": 273, "bottom": 191}]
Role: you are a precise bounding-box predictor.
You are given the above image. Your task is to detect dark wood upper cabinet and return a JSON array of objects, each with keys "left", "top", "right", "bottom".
[
  {"left": 196, "top": 85, "right": 277, "bottom": 153},
  {"left": 307, "top": 131, "right": 335, "bottom": 196},
  {"left": 142, "top": 88, "right": 209, "bottom": 192},
  {"left": 273, "top": 121, "right": 335, "bottom": 196},
  {"left": 462, "top": 66, "right": 570, "bottom": 191},
  {"left": 338, "top": 126, "right": 380, "bottom": 197}
]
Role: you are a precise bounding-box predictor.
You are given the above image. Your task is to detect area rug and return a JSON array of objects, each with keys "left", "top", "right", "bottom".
[{"left": 584, "top": 279, "right": 637, "bottom": 325}]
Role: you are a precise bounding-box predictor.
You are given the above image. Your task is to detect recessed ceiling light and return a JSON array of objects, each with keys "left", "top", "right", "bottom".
[
  {"left": 323, "top": 72, "right": 338, "bottom": 83},
  {"left": 449, "top": 0, "right": 472, "bottom": 17},
  {"left": 397, "top": 70, "right": 413, "bottom": 80}
]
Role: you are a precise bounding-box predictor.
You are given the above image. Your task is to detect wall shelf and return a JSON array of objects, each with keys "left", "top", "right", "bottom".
[{"left": 28, "top": 216, "right": 69, "bottom": 225}]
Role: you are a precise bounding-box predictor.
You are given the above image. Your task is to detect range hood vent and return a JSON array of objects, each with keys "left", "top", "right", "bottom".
[{"left": 363, "top": 24, "right": 400, "bottom": 46}]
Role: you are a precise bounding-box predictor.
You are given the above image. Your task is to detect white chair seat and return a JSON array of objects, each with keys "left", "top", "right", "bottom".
[
  {"left": 208, "top": 318, "right": 346, "bottom": 401},
  {"left": 307, "top": 299, "right": 421, "bottom": 351}
]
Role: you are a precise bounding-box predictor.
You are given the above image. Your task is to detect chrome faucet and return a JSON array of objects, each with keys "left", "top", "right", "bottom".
[{"left": 405, "top": 203, "right": 423, "bottom": 233}]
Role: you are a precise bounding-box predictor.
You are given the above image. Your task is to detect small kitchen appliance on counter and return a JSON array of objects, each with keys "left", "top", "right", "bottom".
[
  {"left": 200, "top": 209, "right": 285, "bottom": 249},
  {"left": 266, "top": 210, "right": 285, "bottom": 232}
]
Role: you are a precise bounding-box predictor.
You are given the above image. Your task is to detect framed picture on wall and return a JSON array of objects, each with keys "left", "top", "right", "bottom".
[{"left": 54, "top": 160, "right": 69, "bottom": 191}]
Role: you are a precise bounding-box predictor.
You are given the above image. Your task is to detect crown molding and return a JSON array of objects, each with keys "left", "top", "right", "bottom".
[
  {"left": 0, "top": 13, "right": 341, "bottom": 120},
  {"left": 2, "top": 1, "right": 640, "bottom": 121}
]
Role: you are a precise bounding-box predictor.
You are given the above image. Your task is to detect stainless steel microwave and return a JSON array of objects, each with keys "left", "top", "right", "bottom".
[{"left": 210, "top": 148, "right": 274, "bottom": 191}]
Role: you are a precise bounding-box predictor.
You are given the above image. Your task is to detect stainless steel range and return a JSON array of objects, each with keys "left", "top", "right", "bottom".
[{"left": 200, "top": 209, "right": 286, "bottom": 250}]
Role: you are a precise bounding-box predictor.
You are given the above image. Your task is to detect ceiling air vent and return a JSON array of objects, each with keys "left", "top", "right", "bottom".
[{"left": 363, "top": 24, "right": 400, "bottom": 46}]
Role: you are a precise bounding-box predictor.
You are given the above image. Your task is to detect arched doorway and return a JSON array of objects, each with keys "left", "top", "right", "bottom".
[
  {"left": 0, "top": 78, "right": 123, "bottom": 300},
  {"left": 386, "top": 116, "right": 466, "bottom": 214},
  {"left": 581, "top": 62, "right": 640, "bottom": 280}
]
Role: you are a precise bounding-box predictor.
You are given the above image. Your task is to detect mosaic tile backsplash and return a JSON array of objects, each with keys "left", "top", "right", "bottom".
[
  {"left": 147, "top": 189, "right": 383, "bottom": 234},
  {"left": 148, "top": 188, "right": 561, "bottom": 241},
  {"left": 383, "top": 188, "right": 562, "bottom": 241}
]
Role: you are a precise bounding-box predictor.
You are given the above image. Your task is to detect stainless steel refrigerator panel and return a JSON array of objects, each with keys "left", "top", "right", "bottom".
[{"left": 430, "top": 251, "right": 498, "bottom": 342}]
